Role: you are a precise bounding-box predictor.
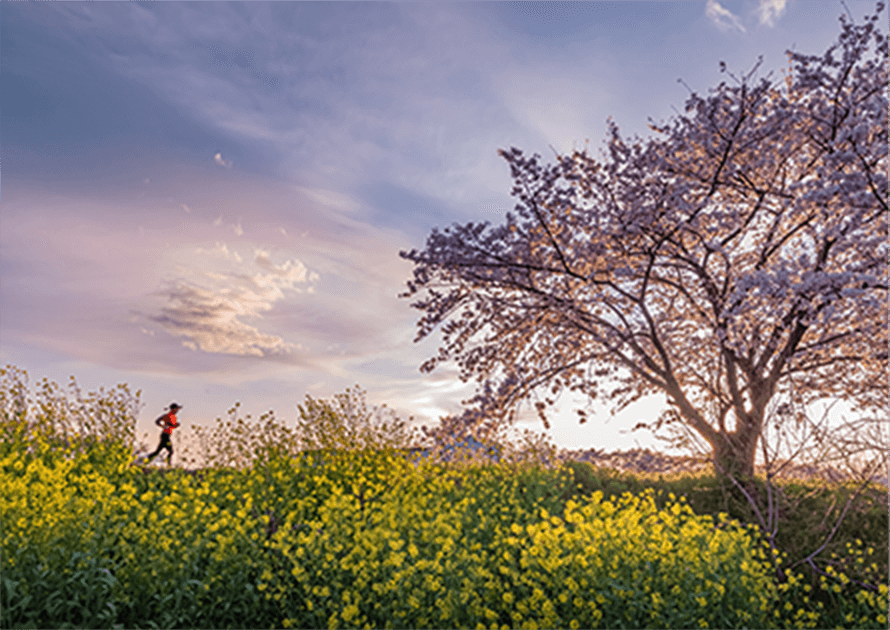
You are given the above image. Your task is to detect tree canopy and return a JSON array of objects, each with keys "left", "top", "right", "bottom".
[{"left": 399, "top": 4, "right": 887, "bottom": 480}]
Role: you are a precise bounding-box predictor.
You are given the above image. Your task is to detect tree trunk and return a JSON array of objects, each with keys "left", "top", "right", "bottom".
[
  {"left": 710, "top": 424, "right": 764, "bottom": 510},
  {"left": 712, "top": 429, "right": 757, "bottom": 480}
]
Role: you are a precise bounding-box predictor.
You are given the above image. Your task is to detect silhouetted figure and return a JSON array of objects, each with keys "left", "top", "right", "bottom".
[{"left": 145, "top": 403, "right": 182, "bottom": 466}]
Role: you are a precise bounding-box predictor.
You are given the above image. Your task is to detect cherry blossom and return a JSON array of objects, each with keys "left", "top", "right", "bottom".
[{"left": 399, "top": 4, "right": 887, "bottom": 480}]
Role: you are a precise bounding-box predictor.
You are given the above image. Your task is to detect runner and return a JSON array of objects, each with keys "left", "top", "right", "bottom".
[{"left": 144, "top": 403, "right": 182, "bottom": 466}]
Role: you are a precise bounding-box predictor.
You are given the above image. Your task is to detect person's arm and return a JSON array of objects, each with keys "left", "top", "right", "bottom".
[{"left": 155, "top": 414, "right": 167, "bottom": 429}]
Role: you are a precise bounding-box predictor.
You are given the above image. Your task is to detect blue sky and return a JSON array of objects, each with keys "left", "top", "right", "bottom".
[{"left": 1, "top": 0, "right": 869, "bottom": 457}]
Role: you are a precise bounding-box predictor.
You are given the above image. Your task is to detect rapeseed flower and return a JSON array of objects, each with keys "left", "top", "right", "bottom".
[{"left": 5, "top": 431, "right": 886, "bottom": 630}]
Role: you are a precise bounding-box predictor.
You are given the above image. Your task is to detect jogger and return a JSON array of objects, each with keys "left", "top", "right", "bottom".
[{"left": 145, "top": 403, "right": 182, "bottom": 466}]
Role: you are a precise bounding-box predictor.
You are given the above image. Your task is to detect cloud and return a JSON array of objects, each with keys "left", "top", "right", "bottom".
[
  {"left": 296, "top": 186, "right": 363, "bottom": 217},
  {"left": 197, "top": 241, "right": 242, "bottom": 263},
  {"left": 144, "top": 248, "right": 319, "bottom": 359},
  {"left": 757, "top": 0, "right": 787, "bottom": 28},
  {"left": 706, "top": 0, "right": 746, "bottom": 33},
  {"left": 103, "top": 3, "right": 512, "bottom": 215},
  {"left": 711, "top": 0, "right": 788, "bottom": 33},
  {"left": 252, "top": 248, "right": 320, "bottom": 298},
  {"left": 214, "top": 152, "right": 233, "bottom": 168},
  {"left": 210, "top": 216, "right": 242, "bottom": 236},
  {"left": 147, "top": 281, "right": 295, "bottom": 357}
]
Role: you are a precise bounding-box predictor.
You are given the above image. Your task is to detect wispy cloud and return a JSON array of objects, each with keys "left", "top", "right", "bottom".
[
  {"left": 196, "top": 241, "right": 242, "bottom": 263},
  {"left": 214, "top": 152, "right": 233, "bottom": 168},
  {"left": 706, "top": 0, "right": 746, "bottom": 33},
  {"left": 758, "top": 0, "right": 787, "bottom": 28},
  {"left": 705, "top": 0, "right": 785, "bottom": 33},
  {"left": 211, "top": 215, "right": 244, "bottom": 237}
]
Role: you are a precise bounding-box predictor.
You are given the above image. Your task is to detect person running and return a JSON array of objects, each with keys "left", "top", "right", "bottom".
[{"left": 145, "top": 403, "right": 182, "bottom": 466}]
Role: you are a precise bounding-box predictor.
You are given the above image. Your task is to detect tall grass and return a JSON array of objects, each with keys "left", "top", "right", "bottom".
[{"left": 2, "top": 364, "right": 887, "bottom": 629}]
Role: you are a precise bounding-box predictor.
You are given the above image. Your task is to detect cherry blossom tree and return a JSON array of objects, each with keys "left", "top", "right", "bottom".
[{"left": 399, "top": 5, "right": 887, "bottom": 484}]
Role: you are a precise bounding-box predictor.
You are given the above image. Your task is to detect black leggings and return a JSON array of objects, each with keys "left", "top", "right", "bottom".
[{"left": 147, "top": 433, "right": 173, "bottom": 463}]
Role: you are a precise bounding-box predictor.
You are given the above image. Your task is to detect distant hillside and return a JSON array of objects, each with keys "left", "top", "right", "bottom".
[
  {"left": 558, "top": 448, "right": 710, "bottom": 476},
  {"left": 558, "top": 447, "right": 888, "bottom": 487}
]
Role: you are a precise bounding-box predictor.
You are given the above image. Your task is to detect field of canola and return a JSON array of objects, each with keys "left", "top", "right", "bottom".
[{"left": 2, "top": 439, "right": 888, "bottom": 630}]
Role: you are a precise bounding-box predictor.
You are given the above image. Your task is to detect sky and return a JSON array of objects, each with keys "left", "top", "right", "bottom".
[{"left": 1, "top": 0, "right": 875, "bottom": 460}]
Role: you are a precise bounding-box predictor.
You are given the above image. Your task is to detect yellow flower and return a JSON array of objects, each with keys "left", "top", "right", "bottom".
[{"left": 342, "top": 603, "right": 360, "bottom": 623}]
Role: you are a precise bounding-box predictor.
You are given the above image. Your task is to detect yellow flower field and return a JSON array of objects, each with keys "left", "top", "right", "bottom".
[
  {"left": 1, "top": 365, "right": 886, "bottom": 629},
  {"left": 3, "top": 439, "right": 887, "bottom": 629}
]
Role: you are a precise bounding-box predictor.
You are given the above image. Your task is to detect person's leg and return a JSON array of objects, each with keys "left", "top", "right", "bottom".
[
  {"left": 145, "top": 435, "right": 165, "bottom": 462},
  {"left": 164, "top": 438, "right": 173, "bottom": 465},
  {"left": 147, "top": 433, "right": 172, "bottom": 463}
]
